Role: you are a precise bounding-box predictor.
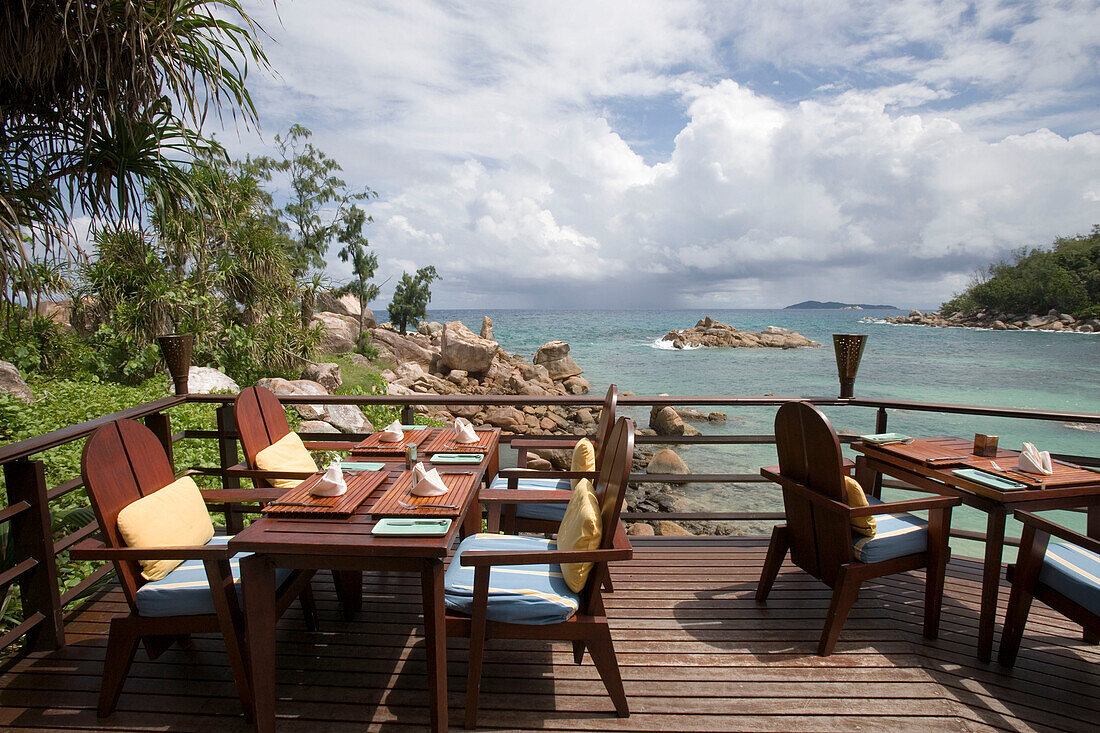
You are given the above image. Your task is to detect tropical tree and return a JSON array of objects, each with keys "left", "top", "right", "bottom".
[
  {"left": 246, "top": 125, "right": 376, "bottom": 277},
  {"left": 388, "top": 266, "right": 440, "bottom": 335},
  {"left": 77, "top": 153, "right": 319, "bottom": 384},
  {"left": 335, "top": 206, "right": 381, "bottom": 344},
  {"left": 0, "top": 0, "right": 271, "bottom": 332}
]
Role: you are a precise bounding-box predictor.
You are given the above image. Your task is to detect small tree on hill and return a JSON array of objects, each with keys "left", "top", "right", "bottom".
[
  {"left": 388, "top": 266, "right": 439, "bottom": 335},
  {"left": 247, "top": 125, "right": 375, "bottom": 277},
  {"left": 335, "top": 205, "right": 380, "bottom": 344}
]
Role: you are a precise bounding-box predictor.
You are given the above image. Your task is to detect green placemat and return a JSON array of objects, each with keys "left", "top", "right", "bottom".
[
  {"left": 859, "top": 432, "right": 912, "bottom": 444},
  {"left": 430, "top": 454, "right": 484, "bottom": 464},
  {"left": 341, "top": 461, "right": 385, "bottom": 471},
  {"left": 371, "top": 518, "right": 452, "bottom": 536},
  {"left": 952, "top": 468, "right": 1028, "bottom": 490}
]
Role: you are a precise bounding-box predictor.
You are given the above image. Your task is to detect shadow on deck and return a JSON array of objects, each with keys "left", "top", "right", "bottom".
[{"left": 1, "top": 538, "right": 1096, "bottom": 732}]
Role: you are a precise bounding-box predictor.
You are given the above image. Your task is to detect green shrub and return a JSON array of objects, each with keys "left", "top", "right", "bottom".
[{"left": 941, "top": 226, "right": 1100, "bottom": 317}]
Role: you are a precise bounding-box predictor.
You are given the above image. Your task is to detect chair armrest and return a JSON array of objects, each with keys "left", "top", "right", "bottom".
[
  {"left": 762, "top": 467, "right": 958, "bottom": 517},
  {"left": 849, "top": 495, "right": 960, "bottom": 517},
  {"left": 460, "top": 545, "right": 632, "bottom": 566},
  {"left": 70, "top": 539, "right": 233, "bottom": 562},
  {"left": 1014, "top": 510, "right": 1100, "bottom": 555},
  {"left": 510, "top": 437, "right": 581, "bottom": 450},
  {"left": 497, "top": 469, "right": 595, "bottom": 480},
  {"left": 302, "top": 440, "right": 357, "bottom": 451},
  {"left": 200, "top": 489, "right": 284, "bottom": 504},
  {"left": 225, "top": 463, "right": 315, "bottom": 481},
  {"left": 479, "top": 489, "right": 573, "bottom": 504}
]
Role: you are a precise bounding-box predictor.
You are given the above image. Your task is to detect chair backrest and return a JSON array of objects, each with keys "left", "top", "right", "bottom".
[
  {"left": 773, "top": 401, "right": 852, "bottom": 585},
  {"left": 234, "top": 385, "right": 293, "bottom": 487},
  {"left": 592, "top": 416, "right": 634, "bottom": 545},
  {"left": 576, "top": 416, "right": 634, "bottom": 613},
  {"left": 592, "top": 384, "right": 618, "bottom": 463},
  {"left": 81, "top": 419, "right": 178, "bottom": 611}
]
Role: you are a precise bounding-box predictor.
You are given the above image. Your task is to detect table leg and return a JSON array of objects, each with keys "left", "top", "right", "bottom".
[
  {"left": 333, "top": 570, "right": 363, "bottom": 620},
  {"left": 241, "top": 554, "right": 277, "bottom": 732},
  {"left": 421, "top": 559, "right": 448, "bottom": 732},
  {"left": 977, "top": 508, "right": 1007, "bottom": 662}
]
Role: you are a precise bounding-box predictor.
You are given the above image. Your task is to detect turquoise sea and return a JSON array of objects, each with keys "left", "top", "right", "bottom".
[{"left": 408, "top": 308, "right": 1100, "bottom": 558}]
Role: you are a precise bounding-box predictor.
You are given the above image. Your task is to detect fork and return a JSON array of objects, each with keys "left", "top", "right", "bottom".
[{"left": 397, "top": 499, "right": 459, "bottom": 510}]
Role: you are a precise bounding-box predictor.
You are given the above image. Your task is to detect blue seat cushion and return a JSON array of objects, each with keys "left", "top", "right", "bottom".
[
  {"left": 1039, "top": 541, "right": 1100, "bottom": 612},
  {"left": 852, "top": 496, "right": 929, "bottom": 564},
  {"left": 488, "top": 475, "right": 570, "bottom": 522},
  {"left": 444, "top": 534, "right": 580, "bottom": 625},
  {"left": 134, "top": 535, "right": 292, "bottom": 617}
]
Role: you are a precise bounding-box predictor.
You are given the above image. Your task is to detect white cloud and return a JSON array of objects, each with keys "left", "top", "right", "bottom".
[{"left": 216, "top": 0, "right": 1100, "bottom": 309}]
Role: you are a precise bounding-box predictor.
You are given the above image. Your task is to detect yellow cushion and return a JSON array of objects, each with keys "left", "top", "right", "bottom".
[
  {"left": 116, "top": 476, "right": 215, "bottom": 581},
  {"left": 570, "top": 437, "right": 596, "bottom": 490},
  {"left": 845, "top": 476, "right": 877, "bottom": 537},
  {"left": 255, "top": 432, "right": 317, "bottom": 489},
  {"left": 557, "top": 478, "right": 603, "bottom": 592}
]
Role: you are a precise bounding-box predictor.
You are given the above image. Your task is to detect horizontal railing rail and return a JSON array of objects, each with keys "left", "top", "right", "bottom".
[{"left": 0, "top": 389, "right": 1096, "bottom": 656}]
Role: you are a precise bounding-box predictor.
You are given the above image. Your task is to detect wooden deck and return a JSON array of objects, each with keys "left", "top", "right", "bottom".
[{"left": 1, "top": 538, "right": 1096, "bottom": 732}]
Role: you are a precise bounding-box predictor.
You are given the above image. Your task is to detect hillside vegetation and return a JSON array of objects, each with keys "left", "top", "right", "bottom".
[{"left": 941, "top": 226, "right": 1100, "bottom": 320}]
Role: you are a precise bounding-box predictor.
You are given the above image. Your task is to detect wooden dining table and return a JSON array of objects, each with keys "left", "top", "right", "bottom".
[
  {"left": 230, "top": 427, "right": 500, "bottom": 732},
  {"left": 853, "top": 436, "right": 1100, "bottom": 662}
]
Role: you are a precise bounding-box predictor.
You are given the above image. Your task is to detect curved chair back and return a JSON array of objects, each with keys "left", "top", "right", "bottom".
[
  {"left": 81, "top": 419, "right": 177, "bottom": 612},
  {"left": 593, "top": 416, "right": 634, "bottom": 551},
  {"left": 234, "top": 385, "right": 293, "bottom": 487},
  {"left": 773, "top": 401, "right": 851, "bottom": 584},
  {"left": 592, "top": 384, "right": 619, "bottom": 462}
]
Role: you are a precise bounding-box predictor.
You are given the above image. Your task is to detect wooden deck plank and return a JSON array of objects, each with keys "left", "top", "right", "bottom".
[{"left": 0, "top": 541, "right": 1094, "bottom": 732}]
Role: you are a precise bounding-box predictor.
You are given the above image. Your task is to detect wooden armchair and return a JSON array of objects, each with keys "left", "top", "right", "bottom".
[
  {"left": 756, "top": 402, "right": 959, "bottom": 655},
  {"left": 489, "top": 384, "right": 618, "bottom": 534},
  {"left": 445, "top": 416, "right": 635, "bottom": 728},
  {"left": 998, "top": 509, "right": 1100, "bottom": 667},
  {"left": 231, "top": 384, "right": 355, "bottom": 488},
  {"left": 71, "top": 419, "right": 315, "bottom": 718},
  {"left": 232, "top": 384, "right": 363, "bottom": 616}
]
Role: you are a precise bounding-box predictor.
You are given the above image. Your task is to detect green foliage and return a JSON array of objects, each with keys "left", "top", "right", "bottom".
[
  {"left": 76, "top": 154, "right": 320, "bottom": 384},
  {"left": 1, "top": 1, "right": 271, "bottom": 335},
  {"left": 0, "top": 375, "right": 228, "bottom": 641},
  {"left": 388, "top": 266, "right": 440, "bottom": 335},
  {"left": 335, "top": 205, "right": 381, "bottom": 344},
  {"left": 0, "top": 311, "right": 93, "bottom": 377},
  {"left": 941, "top": 226, "right": 1100, "bottom": 318},
  {"left": 246, "top": 125, "right": 376, "bottom": 277}
]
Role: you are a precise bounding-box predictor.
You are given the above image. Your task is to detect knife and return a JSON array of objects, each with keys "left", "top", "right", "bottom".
[
  {"left": 266, "top": 501, "right": 318, "bottom": 508},
  {"left": 386, "top": 520, "right": 449, "bottom": 526}
]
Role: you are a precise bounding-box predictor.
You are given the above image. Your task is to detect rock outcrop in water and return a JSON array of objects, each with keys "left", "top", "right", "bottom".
[
  {"left": 872, "top": 308, "right": 1100, "bottom": 333},
  {"left": 660, "top": 316, "right": 819, "bottom": 349}
]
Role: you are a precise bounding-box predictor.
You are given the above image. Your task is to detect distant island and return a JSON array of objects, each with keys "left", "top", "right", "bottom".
[{"left": 785, "top": 300, "right": 899, "bottom": 310}]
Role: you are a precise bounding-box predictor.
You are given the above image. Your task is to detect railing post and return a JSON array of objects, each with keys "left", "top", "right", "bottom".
[
  {"left": 401, "top": 404, "right": 416, "bottom": 425},
  {"left": 875, "top": 407, "right": 888, "bottom": 433},
  {"left": 216, "top": 405, "right": 243, "bottom": 534},
  {"left": 5, "top": 459, "right": 64, "bottom": 650},
  {"left": 870, "top": 407, "right": 888, "bottom": 497},
  {"left": 144, "top": 412, "right": 174, "bottom": 472}
]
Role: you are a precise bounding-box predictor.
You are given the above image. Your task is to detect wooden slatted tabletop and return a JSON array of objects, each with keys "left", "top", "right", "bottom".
[
  {"left": 261, "top": 470, "right": 388, "bottom": 517},
  {"left": 421, "top": 428, "right": 496, "bottom": 454},
  {"left": 350, "top": 428, "right": 432, "bottom": 455},
  {"left": 370, "top": 470, "right": 479, "bottom": 518}
]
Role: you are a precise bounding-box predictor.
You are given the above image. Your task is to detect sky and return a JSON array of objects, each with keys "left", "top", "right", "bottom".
[{"left": 216, "top": 0, "right": 1100, "bottom": 310}]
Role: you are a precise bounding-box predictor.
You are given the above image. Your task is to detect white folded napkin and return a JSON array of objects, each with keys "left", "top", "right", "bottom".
[
  {"left": 454, "top": 417, "right": 479, "bottom": 444},
  {"left": 410, "top": 462, "right": 449, "bottom": 496},
  {"left": 1017, "top": 442, "right": 1053, "bottom": 475},
  {"left": 378, "top": 419, "right": 404, "bottom": 443},
  {"left": 310, "top": 461, "right": 348, "bottom": 497}
]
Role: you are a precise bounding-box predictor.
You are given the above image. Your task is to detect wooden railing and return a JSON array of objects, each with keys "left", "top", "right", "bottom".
[{"left": 1, "top": 391, "right": 1097, "bottom": 654}]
